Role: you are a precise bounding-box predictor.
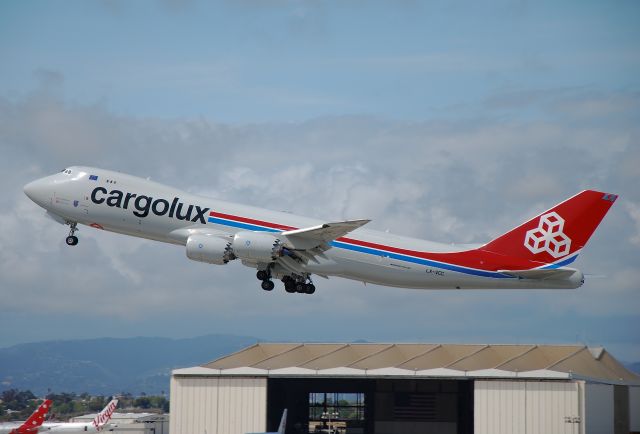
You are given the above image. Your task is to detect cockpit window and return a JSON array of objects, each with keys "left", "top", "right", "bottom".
[{"left": 60, "top": 169, "right": 72, "bottom": 175}]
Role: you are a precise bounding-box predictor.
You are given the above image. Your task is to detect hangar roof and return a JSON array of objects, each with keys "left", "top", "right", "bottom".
[
  {"left": 173, "top": 343, "right": 640, "bottom": 386},
  {"left": 70, "top": 413, "right": 168, "bottom": 423}
]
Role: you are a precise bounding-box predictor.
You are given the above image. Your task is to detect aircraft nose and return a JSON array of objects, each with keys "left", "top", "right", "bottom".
[{"left": 23, "top": 178, "right": 50, "bottom": 206}]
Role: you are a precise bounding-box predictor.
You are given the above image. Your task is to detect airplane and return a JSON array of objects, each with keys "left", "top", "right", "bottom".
[
  {"left": 248, "top": 409, "right": 287, "bottom": 434},
  {"left": 0, "top": 399, "right": 52, "bottom": 434},
  {"left": 23, "top": 166, "right": 617, "bottom": 294},
  {"left": 40, "top": 398, "right": 118, "bottom": 432}
]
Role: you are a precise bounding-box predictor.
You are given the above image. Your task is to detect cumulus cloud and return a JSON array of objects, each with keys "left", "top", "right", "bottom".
[
  {"left": 0, "top": 85, "right": 638, "bottom": 358},
  {"left": 626, "top": 202, "right": 640, "bottom": 246}
]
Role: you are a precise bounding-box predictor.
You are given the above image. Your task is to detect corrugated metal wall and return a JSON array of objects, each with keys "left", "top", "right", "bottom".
[
  {"left": 475, "top": 380, "right": 583, "bottom": 434},
  {"left": 170, "top": 376, "right": 267, "bottom": 434}
]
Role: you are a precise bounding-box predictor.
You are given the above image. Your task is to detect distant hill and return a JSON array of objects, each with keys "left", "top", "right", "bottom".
[
  {"left": 3, "top": 335, "right": 637, "bottom": 396},
  {"left": 0, "top": 334, "right": 259, "bottom": 395},
  {"left": 626, "top": 361, "right": 640, "bottom": 375}
]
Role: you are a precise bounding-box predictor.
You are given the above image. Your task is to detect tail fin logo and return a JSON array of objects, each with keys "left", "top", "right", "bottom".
[
  {"left": 92, "top": 398, "right": 118, "bottom": 431},
  {"left": 524, "top": 211, "right": 572, "bottom": 258}
]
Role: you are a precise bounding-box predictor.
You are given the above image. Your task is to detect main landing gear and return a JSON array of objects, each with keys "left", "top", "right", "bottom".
[
  {"left": 256, "top": 269, "right": 315, "bottom": 294},
  {"left": 65, "top": 222, "right": 79, "bottom": 246},
  {"left": 282, "top": 275, "right": 315, "bottom": 295},
  {"left": 257, "top": 269, "right": 275, "bottom": 291}
]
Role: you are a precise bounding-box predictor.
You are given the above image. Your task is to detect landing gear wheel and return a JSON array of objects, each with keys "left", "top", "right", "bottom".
[
  {"left": 305, "top": 284, "right": 316, "bottom": 294},
  {"left": 261, "top": 280, "right": 275, "bottom": 291},
  {"left": 66, "top": 222, "right": 79, "bottom": 246},
  {"left": 256, "top": 270, "right": 268, "bottom": 281},
  {"left": 295, "top": 283, "right": 306, "bottom": 293},
  {"left": 284, "top": 280, "right": 296, "bottom": 293}
]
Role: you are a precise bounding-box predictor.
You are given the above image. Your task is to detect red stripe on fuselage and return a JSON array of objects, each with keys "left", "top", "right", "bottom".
[
  {"left": 209, "top": 212, "right": 543, "bottom": 272},
  {"left": 209, "top": 211, "right": 296, "bottom": 231},
  {"left": 336, "top": 237, "right": 544, "bottom": 271}
]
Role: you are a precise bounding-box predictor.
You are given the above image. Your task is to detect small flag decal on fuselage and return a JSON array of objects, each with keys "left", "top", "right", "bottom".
[{"left": 89, "top": 175, "right": 99, "bottom": 181}]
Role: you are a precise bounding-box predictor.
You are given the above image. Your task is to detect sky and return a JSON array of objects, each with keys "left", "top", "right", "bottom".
[{"left": 0, "top": 0, "right": 639, "bottom": 363}]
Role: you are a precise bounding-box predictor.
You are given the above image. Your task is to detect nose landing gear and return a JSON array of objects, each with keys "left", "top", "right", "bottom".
[{"left": 65, "top": 222, "right": 79, "bottom": 246}]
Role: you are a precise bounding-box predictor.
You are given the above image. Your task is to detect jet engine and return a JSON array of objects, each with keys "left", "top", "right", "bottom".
[
  {"left": 231, "top": 231, "right": 283, "bottom": 262},
  {"left": 186, "top": 234, "right": 234, "bottom": 265}
]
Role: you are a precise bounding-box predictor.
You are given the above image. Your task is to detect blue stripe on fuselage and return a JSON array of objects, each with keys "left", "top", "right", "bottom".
[
  {"left": 207, "top": 217, "right": 280, "bottom": 233},
  {"left": 540, "top": 254, "right": 579, "bottom": 269},
  {"left": 208, "top": 216, "right": 511, "bottom": 279},
  {"left": 330, "top": 240, "right": 510, "bottom": 278}
]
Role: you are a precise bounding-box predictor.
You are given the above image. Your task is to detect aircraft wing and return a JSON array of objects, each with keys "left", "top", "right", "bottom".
[
  {"left": 276, "top": 220, "right": 370, "bottom": 274},
  {"left": 281, "top": 219, "right": 370, "bottom": 248},
  {"left": 498, "top": 268, "right": 580, "bottom": 280}
]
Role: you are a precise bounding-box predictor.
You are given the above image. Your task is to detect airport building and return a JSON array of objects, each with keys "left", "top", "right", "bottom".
[{"left": 170, "top": 343, "right": 640, "bottom": 434}]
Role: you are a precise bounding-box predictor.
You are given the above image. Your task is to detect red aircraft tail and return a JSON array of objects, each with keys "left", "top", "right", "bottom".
[
  {"left": 10, "top": 399, "right": 52, "bottom": 434},
  {"left": 481, "top": 190, "right": 617, "bottom": 266}
]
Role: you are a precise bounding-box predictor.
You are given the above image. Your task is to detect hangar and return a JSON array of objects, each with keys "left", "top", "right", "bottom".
[{"left": 169, "top": 343, "right": 640, "bottom": 434}]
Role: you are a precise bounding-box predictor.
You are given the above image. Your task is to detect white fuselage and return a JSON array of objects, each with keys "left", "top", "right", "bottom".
[
  {"left": 41, "top": 422, "right": 112, "bottom": 432},
  {"left": 23, "top": 166, "right": 582, "bottom": 290},
  {"left": 0, "top": 423, "right": 22, "bottom": 434}
]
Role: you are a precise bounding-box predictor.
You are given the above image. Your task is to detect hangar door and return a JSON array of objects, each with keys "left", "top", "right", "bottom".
[
  {"left": 475, "top": 380, "right": 581, "bottom": 434},
  {"left": 267, "top": 378, "right": 473, "bottom": 434},
  {"left": 373, "top": 379, "right": 473, "bottom": 434},
  {"left": 170, "top": 376, "right": 267, "bottom": 434}
]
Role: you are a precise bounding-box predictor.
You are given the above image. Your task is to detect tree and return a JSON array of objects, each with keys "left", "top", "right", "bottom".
[
  {"left": 134, "top": 397, "right": 151, "bottom": 409},
  {"left": 88, "top": 396, "right": 106, "bottom": 412}
]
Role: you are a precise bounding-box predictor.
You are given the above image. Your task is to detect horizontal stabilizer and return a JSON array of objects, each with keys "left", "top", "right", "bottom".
[{"left": 498, "top": 268, "right": 579, "bottom": 280}]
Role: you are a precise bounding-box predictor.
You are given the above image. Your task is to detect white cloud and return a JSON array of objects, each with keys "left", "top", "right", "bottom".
[
  {"left": 1, "top": 87, "right": 639, "bottom": 359},
  {"left": 625, "top": 202, "right": 640, "bottom": 246}
]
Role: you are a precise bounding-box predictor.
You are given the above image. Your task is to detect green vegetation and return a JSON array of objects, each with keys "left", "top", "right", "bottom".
[
  {"left": 0, "top": 389, "right": 169, "bottom": 422},
  {"left": 0, "top": 390, "right": 37, "bottom": 420}
]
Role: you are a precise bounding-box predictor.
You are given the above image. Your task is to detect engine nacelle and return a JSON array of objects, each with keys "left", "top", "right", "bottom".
[
  {"left": 231, "top": 231, "right": 282, "bottom": 262},
  {"left": 186, "top": 234, "right": 233, "bottom": 265}
]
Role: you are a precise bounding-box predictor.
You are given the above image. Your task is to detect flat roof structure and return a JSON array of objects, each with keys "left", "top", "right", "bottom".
[
  {"left": 173, "top": 343, "right": 639, "bottom": 385},
  {"left": 70, "top": 412, "right": 168, "bottom": 423}
]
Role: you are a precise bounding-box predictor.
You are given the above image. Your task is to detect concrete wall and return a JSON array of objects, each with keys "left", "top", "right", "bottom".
[
  {"left": 170, "top": 376, "right": 267, "bottom": 434},
  {"left": 475, "top": 380, "right": 581, "bottom": 434}
]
